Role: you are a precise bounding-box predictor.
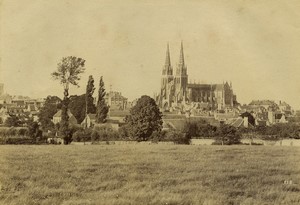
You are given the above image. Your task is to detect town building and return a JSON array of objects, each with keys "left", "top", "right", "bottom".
[
  {"left": 104, "top": 91, "right": 128, "bottom": 110},
  {"left": 81, "top": 114, "right": 96, "bottom": 128}
]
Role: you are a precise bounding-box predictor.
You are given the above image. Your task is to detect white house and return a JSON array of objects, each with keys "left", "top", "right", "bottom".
[
  {"left": 81, "top": 114, "right": 96, "bottom": 128},
  {"left": 52, "top": 110, "right": 78, "bottom": 125}
]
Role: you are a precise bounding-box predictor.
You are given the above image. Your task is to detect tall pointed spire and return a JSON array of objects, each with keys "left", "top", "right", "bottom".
[
  {"left": 165, "top": 43, "right": 171, "bottom": 66},
  {"left": 179, "top": 41, "right": 185, "bottom": 65}
]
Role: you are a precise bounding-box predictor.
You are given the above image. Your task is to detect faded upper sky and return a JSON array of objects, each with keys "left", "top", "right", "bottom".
[{"left": 1, "top": 0, "right": 300, "bottom": 108}]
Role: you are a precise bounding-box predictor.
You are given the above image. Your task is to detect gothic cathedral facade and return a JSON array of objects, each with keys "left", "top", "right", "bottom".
[{"left": 158, "top": 42, "right": 237, "bottom": 111}]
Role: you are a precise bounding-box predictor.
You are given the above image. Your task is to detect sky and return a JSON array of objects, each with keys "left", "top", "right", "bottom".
[{"left": 1, "top": 0, "right": 300, "bottom": 109}]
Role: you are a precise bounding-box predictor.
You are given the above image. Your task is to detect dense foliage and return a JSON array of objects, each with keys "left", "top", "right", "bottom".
[
  {"left": 183, "top": 119, "right": 217, "bottom": 139},
  {"left": 214, "top": 124, "right": 241, "bottom": 145},
  {"left": 255, "top": 123, "right": 300, "bottom": 140},
  {"left": 38, "top": 96, "right": 62, "bottom": 131},
  {"left": 125, "top": 95, "right": 162, "bottom": 141},
  {"left": 86, "top": 75, "right": 96, "bottom": 114},
  {"left": 92, "top": 125, "right": 119, "bottom": 141},
  {"left": 72, "top": 128, "right": 93, "bottom": 142},
  {"left": 69, "top": 94, "right": 96, "bottom": 124},
  {"left": 5, "top": 116, "right": 22, "bottom": 127},
  {"left": 27, "top": 120, "right": 43, "bottom": 140},
  {"left": 95, "top": 76, "right": 109, "bottom": 123}
]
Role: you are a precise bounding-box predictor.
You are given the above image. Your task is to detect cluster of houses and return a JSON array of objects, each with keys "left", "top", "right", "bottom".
[
  {"left": 161, "top": 100, "right": 294, "bottom": 131},
  {"left": 232, "top": 100, "right": 292, "bottom": 127},
  {"left": 51, "top": 90, "right": 132, "bottom": 130},
  {"left": 0, "top": 92, "right": 45, "bottom": 125}
]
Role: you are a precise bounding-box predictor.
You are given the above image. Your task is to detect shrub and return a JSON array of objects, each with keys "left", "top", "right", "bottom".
[
  {"left": 5, "top": 115, "right": 22, "bottom": 127},
  {"left": 118, "top": 125, "right": 131, "bottom": 140},
  {"left": 91, "top": 130, "right": 100, "bottom": 141},
  {"left": 0, "top": 128, "right": 8, "bottom": 137},
  {"left": 18, "top": 128, "right": 28, "bottom": 136},
  {"left": 163, "top": 130, "right": 190, "bottom": 144},
  {"left": 72, "top": 129, "right": 83, "bottom": 142},
  {"left": 0, "top": 136, "right": 34, "bottom": 145},
  {"left": 27, "top": 121, "right": 43, "bottom": 141},
  {"left": 93, "top": 125, "right": 119, "bottom": 141},
  {"left": 149, "top": 130, "right": 165, "bottom": 143},
  {"left": 214, "top": 125, "right": 241, "bottom": 145},
  {"left": 70, "top": 124, "right": 82, "bottom": 134},
  {"left": 7, "top": 127, "right": 17, "bottom": 136},
  {"left": 183, "top": 119, "right": 217, "bottom": 139},
  {"left": 72, "top": 128, "right": 93, "bottom": 142},
  {"left": 254, "top": 123, "right": 300, "bottom": 140}
]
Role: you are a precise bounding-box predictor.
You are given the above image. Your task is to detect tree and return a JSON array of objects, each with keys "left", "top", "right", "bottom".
[
  {"left": 95, "top": 76, "right": 108, "bottom": 123},
  {"left": 69, "top": 94, "right": 96, "bottom": 124},
  {"left": 38, "top": 96, "right": 62, "bottom": 131},
  {"left": 27, "top": 120, "right": 42, "bottom": 140},
  {"left": 51, "top": 56, "right": 85, "bottom": 144},
  {"left": 125, "top": 95, "right": 162, "bottom": 141},
  {"left": 85, "top": 75, "right": 96, "bottom": 127},
  {"left": 69, "top": 95, "right": 86, "bottom": 124}
]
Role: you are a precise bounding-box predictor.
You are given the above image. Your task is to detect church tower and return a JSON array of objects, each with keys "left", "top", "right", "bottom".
[
  {"left": 160, "top": 43, "right": 174, "bottom": 108},
  {"left": 174, "top": 42, "right": 188, "bottom": 102},
  {"left": 161, "top": 43, "right": 173, "bottom": 88}
]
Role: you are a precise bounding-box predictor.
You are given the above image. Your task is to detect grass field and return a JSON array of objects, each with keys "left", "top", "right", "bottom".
[{"left": 0, "top": 145, "right": 300, "bottom": 205}]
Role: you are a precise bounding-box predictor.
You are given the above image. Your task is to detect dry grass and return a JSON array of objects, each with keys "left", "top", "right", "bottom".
[{"left": 0, "top": 145, "right": 300, "bottom": 205}]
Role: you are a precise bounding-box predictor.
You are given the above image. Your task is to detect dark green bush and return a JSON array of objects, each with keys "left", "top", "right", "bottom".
[
  {"left": 149, "top": 130, "right": 166, "bottom": 143},
  {"left": 0, "top": 137, "right": 34, "bottom": 145},
  {"left": 183, "top": 119, "right": 217, "bottom": 139},
  {"left": 163, "top": 130, "right": 190, "bottom": 144},
  {"left": 91, "top": 130, "right": 100, "bottom": 141},
  {"left": 17, "top": 128, "right": 28, "bottom": 136},
  {"left": 93, "top": 125, "right": 119, "bottom": 141},
  {"left": 214, "top": 125, "right": 241, "bottom": 145},
  {"left": 7, "top": 127, "right": 17, "bottom": 136},
  {"left": 72, "top": 128, "right": 93, "bottom": 142},
  {"left": 118, "top": 125, "right": 131, "bottom": 140}
]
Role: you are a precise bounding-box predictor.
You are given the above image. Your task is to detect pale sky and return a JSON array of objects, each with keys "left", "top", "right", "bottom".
[{"left": 1, "top": 0, "right": 300, "bottom": 109}]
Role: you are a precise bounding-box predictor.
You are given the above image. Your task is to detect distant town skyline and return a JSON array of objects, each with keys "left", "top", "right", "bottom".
[{"left": 1, "top": 0, "right": 300, "bottom": 109}]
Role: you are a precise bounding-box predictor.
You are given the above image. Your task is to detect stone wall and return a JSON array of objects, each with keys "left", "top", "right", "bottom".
[{"left": 191, "top": 138, "right": 300, "bottom": 146}]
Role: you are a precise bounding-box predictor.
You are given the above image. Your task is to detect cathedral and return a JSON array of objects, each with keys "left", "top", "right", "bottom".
[{"left": 157, "top": 42, "right": 237, "bottom": 111}]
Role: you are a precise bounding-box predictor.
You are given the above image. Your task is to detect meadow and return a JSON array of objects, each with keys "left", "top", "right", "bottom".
[{"left": 0, "top": 145, "right": 300, "bottom": 205}]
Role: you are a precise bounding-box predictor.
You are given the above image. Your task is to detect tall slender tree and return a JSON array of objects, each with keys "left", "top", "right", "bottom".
[
  {"left": 95, "top": 76, "right": 109, "bottom": 123},
  {"left": 85, "top": 75, "right": 96, "bottom": 128},
  {"left": 51, "top": 56, "right": 85, "bottom": 144}
]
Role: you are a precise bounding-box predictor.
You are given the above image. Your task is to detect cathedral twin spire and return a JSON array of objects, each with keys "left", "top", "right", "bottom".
[
  {"left": 179, "top": 41, "right": 185, "bottom": 66},
  {"left": 163, "top": 42, "right": 186, "bottom": 76},
  {"left": 165, "top": 43, "right": 171, "bottom": 67},
  {"left": 163, "top": 43, "right": 172, "bottom": 75}
]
